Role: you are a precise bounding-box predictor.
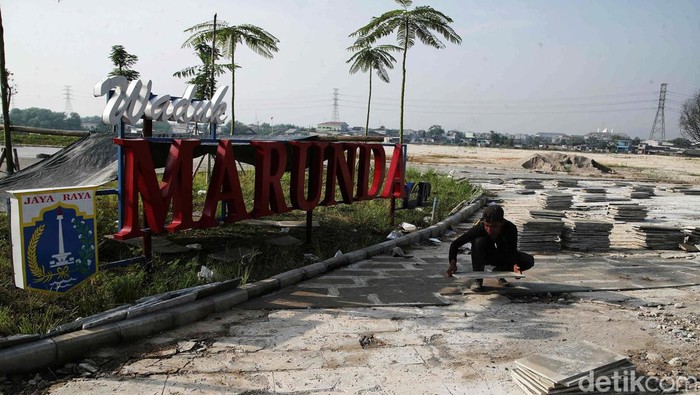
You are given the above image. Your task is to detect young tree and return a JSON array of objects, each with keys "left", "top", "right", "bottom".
[
  {"left": 346, "top": 43, "right": 401, "bottom": 136},
  {"left": 0, "top": 6, "right": 15, "bottom": 174},
  {"left": 182, "top": 19, "right": 279, "bottom": 131},
  {"left": 108, "top": 45, "right": 140, "bottom": 82},
  {"left": 350, "top": 0, "right": 462, "bottom": 143},
  {"left": 680, "top": 90, "right": 700, "bottom": 142},
  {"left": 173, "top": 42, "right": 235, "bottom": 100}
]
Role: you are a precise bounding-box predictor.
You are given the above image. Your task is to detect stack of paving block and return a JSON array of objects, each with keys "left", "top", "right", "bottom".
[
  {"left": 539, "top": 191, "right": 573, "bottom": 210},
  {"left": 634, "top": 225, "right": 684, "bottom": 250},
  {"left": 581, "top": 187, "right": 607, "bottom": 203},
  {"left": 512, "top": 341, "right": 635, "bottom": 395},
  {"left": 529, "top": 209, "right": 566, "bottom": 221},
  {"left": 606, "top": 202, "right": 648, "bottom": 222},
  {"left": 514, "top": 217, "right": 565, "bottom": 253},
  {"left": 556, "top": 179, "right": 578, "bottom": 188},
  {"left": 630, "top": 185, "right": 655, "bottom": 199},
  {"left": 681, "top": 189, "right": 700, "bottom": 195},
  {"left": 562, "top": 219, "right": 613, "bottom": 251},
  {"left": 516, "top": 179, "right": 544, "bottom": 195}
]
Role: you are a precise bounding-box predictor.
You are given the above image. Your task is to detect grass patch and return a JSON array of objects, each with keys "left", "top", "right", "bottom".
[
  {"left": 0, "top": 166, "right": 479, "bottom": 337},
  {"left": 11, "top": 133, "right": 82, "bottom": 147}
]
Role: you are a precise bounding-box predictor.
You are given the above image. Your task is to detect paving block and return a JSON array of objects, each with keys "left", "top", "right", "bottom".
[
  {"left": 117, "top": 312, "right": 174, "bottom": 341},
  {"left": 302, "top": 261, "right": 329, "bottom": 279},
  {"left": 0, "top": 338, "right": 57, "bottom": 374},
  {"left": 272, "top": 269, "right": 305, "bottom": 288},
  {"left": 209, "top": 289, "right": 249, "bottom": 312},
  {"left": 170, "top": 299, "right": 215, "bottom": 328},
  {"left": 240, "top": 278, "right": 280, "bottom": 299},
  {"left": 54, "top": 325, "right": 122, "bottom": 364}
]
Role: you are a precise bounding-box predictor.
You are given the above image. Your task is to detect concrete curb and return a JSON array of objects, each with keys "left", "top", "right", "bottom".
[{"left": 0, "top": 196, "right": 486, "bottom": 375}]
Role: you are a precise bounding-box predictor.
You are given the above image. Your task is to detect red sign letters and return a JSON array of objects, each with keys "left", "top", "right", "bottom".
[{"left": 113, "top": 139, "right": 405, "bottom": 239}]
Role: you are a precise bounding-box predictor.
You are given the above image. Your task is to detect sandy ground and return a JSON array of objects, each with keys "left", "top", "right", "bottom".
[{"left": 406, "top": 145, "right": 700, "bottom": 184}]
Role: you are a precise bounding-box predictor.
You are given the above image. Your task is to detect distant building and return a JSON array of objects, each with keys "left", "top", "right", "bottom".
[
  {"left": 317, "top": 121, "right": 349, "bottom": 133},
  {"left": 535, "top": 132, "right": 569, "bottom": 144}
]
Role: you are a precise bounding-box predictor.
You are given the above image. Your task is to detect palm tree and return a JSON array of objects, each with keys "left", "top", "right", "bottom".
[
  {"left": 350, "top": 0, "right": 462, "bottom": 143},
  {"left": 108, "top": 45, "right": 140, "bottom": 82},
  {"left": 346, "top": 44, "right": 401, "bottom": 136},
  {"left": 173, "top": 42, "right": 236, "bottom": 101},
  {"left": 182, "top": 20, "right": 279, "bottom": 132}
]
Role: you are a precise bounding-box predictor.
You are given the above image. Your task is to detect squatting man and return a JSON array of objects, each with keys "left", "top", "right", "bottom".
[{"left": 446, "top": 205, "right": 534, "bottom": 291}]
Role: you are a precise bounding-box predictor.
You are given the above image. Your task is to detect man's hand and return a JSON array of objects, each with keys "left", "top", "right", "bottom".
[
  {"left": 446, "top": 259, "right": 458, "bottom": 277},
  {"left": 513, "top": 263, "right": 522, "bottom": 274}
]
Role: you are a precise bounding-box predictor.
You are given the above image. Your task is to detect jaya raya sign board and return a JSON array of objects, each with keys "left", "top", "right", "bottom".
[{"left": 9, "top": 186, "right": 99, "bottom": 293}]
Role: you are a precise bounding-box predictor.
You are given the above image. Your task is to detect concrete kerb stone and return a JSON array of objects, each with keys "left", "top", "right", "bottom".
[
  {"left": 271, "top": 269, "right": 305, "bottom": 288},
  {"left": 209, "top": 289, "right": 250, "bottom": 313},
  {"left": 362, "top": 243, "right": 385, "bottom": 257},
  {"left": 170, "top": 298, "right": 216, "bottom": 328},
  {"left": 302, "top": 261, "right": 329, "bottom": 279},
  {"left": 54, "top": 326, "right": 122, "bottom": 364},
  {"left": 0, "top": 338, "right": 57, "bottom": 374},
  {"left": 240, "top": 278, "right": 280, "bottom": 299},
  {"left": 324, "top": 255, "right": 349, "bottom": 270},
  {"left": 116, "top": 311, "right": 174, "bottom": 341},
  {"left": 376, "top": 239, "right": 399, "bottom": 254}
]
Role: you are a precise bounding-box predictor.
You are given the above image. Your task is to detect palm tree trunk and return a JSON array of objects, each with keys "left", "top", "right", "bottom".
[
  {"left": 230, "top": 40, "right": 236, "bottom": 134},
  {"left": 365, "top": 72, "right": 372, "bottom": 137},
  {"left": 399, "top": 20, "right": 409, "bottom": 145}
]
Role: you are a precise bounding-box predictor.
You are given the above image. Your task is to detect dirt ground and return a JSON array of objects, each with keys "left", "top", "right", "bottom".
[{"left": 406, "top": 145, "right": 700, "bottom": 184}]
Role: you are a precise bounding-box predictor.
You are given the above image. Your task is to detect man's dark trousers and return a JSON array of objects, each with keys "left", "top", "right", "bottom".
[{"left": 471, "top": 237, "right": 534, "bottom": 272}]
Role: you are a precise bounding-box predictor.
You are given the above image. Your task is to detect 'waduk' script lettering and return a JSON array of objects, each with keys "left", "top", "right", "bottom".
[
  {"left": 114, "top": 139, "right": 405, "bottom": 240},
  {"left": 94, "top": 77, "right": 228, "bottom": 125}
]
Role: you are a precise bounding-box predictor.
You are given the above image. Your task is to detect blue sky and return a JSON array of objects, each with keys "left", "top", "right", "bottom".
[{"left": 4, "top": 0, "right": 700, "bottom": 138}]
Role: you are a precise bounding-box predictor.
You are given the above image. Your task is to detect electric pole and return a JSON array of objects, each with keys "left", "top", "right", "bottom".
[{"left": 649, "top": 83, "right": 667, "bottom": 141}]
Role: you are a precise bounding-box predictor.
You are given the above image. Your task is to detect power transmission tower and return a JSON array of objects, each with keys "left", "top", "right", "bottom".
[
  {"left": 63, "top": 85, "right": 73, "bottom": 115},
  {"left": 331, "top": 88, "right": 339, "bottom": 122},
  {"left": 649, "top": 83, "right": 667, "bottom": 141}
]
